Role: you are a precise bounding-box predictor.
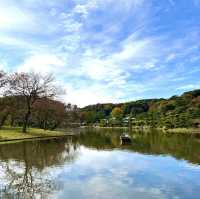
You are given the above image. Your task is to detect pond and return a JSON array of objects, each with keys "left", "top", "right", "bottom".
[{"left": 0, "top": 128, "right": 200, "bottom": 199}]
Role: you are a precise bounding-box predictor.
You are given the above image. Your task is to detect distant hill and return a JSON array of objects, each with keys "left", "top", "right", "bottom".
[{"left": 79, "top": 89, "right": 200, "bottom": 128}]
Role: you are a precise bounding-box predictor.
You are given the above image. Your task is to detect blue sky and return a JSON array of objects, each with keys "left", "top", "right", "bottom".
[{"left": 0, "top": 0, "right": 200, "bottom": 107}]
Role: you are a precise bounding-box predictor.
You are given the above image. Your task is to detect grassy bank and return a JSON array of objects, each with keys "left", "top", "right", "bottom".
[
  {"left": 0, "top": 127, "right": 68, "bottom": 143},
  {"left": 164, "top": 128, "right": 200, "bottom": 134}
]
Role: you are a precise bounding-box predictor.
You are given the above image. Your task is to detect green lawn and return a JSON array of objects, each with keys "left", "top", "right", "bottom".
[{"left": 0, "top": 126, "right": 66, "bottom": 142}]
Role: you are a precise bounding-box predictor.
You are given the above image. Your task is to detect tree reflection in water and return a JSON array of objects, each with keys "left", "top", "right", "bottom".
[
  {"left": 75, "top": 128, "right": 200, "bottom": 165},
  {"left": 0, "top": 138, "right": 79, "bottom": 198},
  {"left": 0, "top": 129, "right": 199, "bottom": 198}
]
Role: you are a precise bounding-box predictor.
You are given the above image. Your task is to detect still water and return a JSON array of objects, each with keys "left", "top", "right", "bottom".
[{"left": 0, "top": 129, "right": 200, "bottom": 199}]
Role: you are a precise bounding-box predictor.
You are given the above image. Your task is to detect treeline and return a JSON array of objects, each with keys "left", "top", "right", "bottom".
[
  {"left": 1, "top": 71, "right": 199, "bottom": 130},
  {"left": 0, "top": 71, "right": 79, "bottom": 132},
  {"left": 79, "top": 89, "right": 200, "bottom": 129}
]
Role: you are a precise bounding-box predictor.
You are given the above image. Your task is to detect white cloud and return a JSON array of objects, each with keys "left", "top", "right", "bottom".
[
  {"left": 73, "top": 1, "right": 98, "bottom": 18},
  {"left": 0, "top": 1, "right": 37, "bottom": 32},
  {"left": 62, "top": 85, "right": 116, "bottom": 107},
  {"left": 62, "top": 78, "right": 148, "bottom": 107},
  {"left": 80, "top": 57, "right": 124, "bottom": 81},
  {"left": 0, "top": 0, "right": 199, "bottom": 106},
  {"left": 77, "top": 34, "right": 161, "bottom": 86},
  {"left": 18, "top": 54, "right": 65, "bottom": 74},
  {"left": 177, "top": 84, "right": 200, "bottom": 91},
  {"left": 59, "top": 13, "right": 83, "bottom": 32},
  {"left": 114, "top": 38, "right": 154, "bottom": 61}
]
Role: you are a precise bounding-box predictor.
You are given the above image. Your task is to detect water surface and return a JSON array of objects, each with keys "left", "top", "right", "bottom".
[{"left": 0, "top": 129, "right": 200, "bottom": 199}]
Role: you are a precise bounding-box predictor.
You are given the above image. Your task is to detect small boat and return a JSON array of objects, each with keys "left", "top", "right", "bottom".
[{"left": 120, "top": 133, "right": 132, "bottom": 145}]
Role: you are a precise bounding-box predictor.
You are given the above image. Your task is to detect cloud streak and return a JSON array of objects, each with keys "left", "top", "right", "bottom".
[{"left": 0, "top": 0, "right": 199, "bottom": 106}]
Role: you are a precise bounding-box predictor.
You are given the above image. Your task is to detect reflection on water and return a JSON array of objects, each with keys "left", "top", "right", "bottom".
[
  {"left": 0, "top": 129, "right": 200, "bottom": 199},
  {"left": 76, "top": 129, "right": 200, "bottom": 164},
  {"left": 0, "top": 138, "right": 79, "bottom": 198}
]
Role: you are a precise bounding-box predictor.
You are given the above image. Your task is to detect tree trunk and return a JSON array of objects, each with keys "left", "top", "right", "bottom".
[
  {"left": 10, "top": 116, "right": 15, "bottom": 127},
  {"left": 51, "top": 122, "right": 59, "bottom": 130},
  {"left": 0, "top": 114, "right": 8, "bottom": 129},
  {"left": 43, "top": 120, "right": 47, "bottom": 130},
  {"left": 23, "top": 109, "right": 31, "bottom": 133}
]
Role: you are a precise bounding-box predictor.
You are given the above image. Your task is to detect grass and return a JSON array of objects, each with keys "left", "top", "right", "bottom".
[
  {"left": 164, "top": 128, "right": 200, "bottom": 134},
  {"left": 0, "top": 126, "right": 67, "bottom": 142}
]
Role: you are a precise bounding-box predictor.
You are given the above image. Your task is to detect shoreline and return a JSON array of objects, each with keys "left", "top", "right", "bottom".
[
  {"left": 1, "top": 126, "right": 200, "bottom": 145},
  {"left": 0, "top": 135, "right": 72, "bottom": 144},
  {"left": 0, "top": 127, "right": 74, "bottom": 144},
  {"left": 81, "top": 126, "right": 200, "bottom": 134}
]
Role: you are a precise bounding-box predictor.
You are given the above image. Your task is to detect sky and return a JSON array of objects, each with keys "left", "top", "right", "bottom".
[{"left": 0, "top": 0, "right": 200, "bottom": 107}]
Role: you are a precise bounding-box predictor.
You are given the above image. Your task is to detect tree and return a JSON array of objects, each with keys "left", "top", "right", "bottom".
[
  {"left": 0, "top": 97, "right": 10, "bottom": 128},
  {"left": 5, "top": 72, "right": 57, "bottom": 133},
  {"left": 85, "top": 111, "right": 96, "bottom": 124},
  {"left": 111, "top": 107, "right": 123, "bottom": 120},
  {"left": 32, "top": 98, "right": 66, "bottom": 130},
  {"left": 0, "top": 96, "right": 19, "bottom": 128}
]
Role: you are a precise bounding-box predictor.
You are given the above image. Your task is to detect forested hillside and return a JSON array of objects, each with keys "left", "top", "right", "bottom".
[{"left": 80, "top": 89, "right": 200, "bottom": 128}]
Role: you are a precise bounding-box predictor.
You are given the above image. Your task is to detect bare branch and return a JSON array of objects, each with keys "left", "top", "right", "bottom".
[{"left": 4, "top": 72, "right": 59, "bottom": 133}]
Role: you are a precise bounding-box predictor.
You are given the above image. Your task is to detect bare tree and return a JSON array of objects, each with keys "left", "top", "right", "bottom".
[
  {"left": 33, "top": 98, "right": 66, "bottom": 130},
  {"left": 6, "top": 72, "right": 57, "bottom": 133}
]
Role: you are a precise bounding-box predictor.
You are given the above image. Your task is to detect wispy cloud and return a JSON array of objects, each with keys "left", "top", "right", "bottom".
[
  {"left": 17, "top": 54, "right": 65, "bottom": 74},
  {"left": 177, "top": 84, "right": 200, "bottom": 91},
  {"left": 0, "top": 0, "right": 200, "bottom": 106}
]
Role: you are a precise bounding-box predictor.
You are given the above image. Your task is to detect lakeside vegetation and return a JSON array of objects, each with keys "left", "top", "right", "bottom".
[
  {"left": 0, "top": 71, "right": 78, "bottom": 136},
  {"left": 0, "top": 70, "right": 200, "bottom": 140},
  {"left": 80, "top": 89, "right": 200, "bottom": 130}
]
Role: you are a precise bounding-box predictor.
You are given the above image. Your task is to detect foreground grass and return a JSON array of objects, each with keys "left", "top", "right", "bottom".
[{"left": 0, "top": 126, "right": 66, "bottom": 142}]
